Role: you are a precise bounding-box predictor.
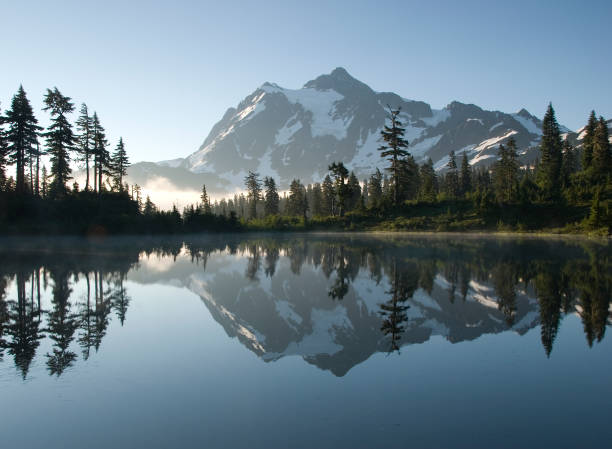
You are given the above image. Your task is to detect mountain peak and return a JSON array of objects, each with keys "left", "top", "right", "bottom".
[{"left": 303, "top": 67, "right": 372, "bottom": 95}]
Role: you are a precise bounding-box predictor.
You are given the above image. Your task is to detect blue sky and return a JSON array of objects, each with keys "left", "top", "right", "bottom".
[{"left": 2, "top": 0, "right": 610, "bottom": 162}]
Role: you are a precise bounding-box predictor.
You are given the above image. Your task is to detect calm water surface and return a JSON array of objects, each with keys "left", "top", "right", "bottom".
[{"left": 0, "top": 234, "right": 610, "bottom": 449}]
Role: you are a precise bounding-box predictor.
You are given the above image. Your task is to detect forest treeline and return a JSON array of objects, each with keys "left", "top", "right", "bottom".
[
  {"left": 0, "top": 85, "right": 610, "bottom": 235},
  {"left": 0, "top": 236, "right": 609, "bottom": 378}
]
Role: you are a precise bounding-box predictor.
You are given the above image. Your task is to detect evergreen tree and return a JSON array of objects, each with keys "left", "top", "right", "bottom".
[
  {"left": 0, "top": 103, "right": 7, "bottom": 188},
  {"left": 445, "top": 151, "right": 459, "bottom": 198},
  {"left": 41, "top": 165, "right": 48, "bottom": 198},
  {"left": 560, "top": 140, "right": 577, "bottom": 190},
  {"left": 536, "top": 103, "right": 563, "bottom": 200},
  {"left": 75, "top": 103, "right": 94, "bottom": 190},
  {"left": 263, "top": 176, "right": 280, "bottom": 216},
  {"left": 346, "top": 171, "right": 362, "bottom": 212},
  {"left": 460, "top": 151, "right": 472, "bottom": 196},
  {"left": 4, "top": 86, "right": 41, "bottom": 194},
  {"left": 244, "top": 170, "right": 262, "bottom": 219},
  {"left": 321, "top": 174, "right": 335, "bottom": 215},
  {"left": 287, "top": 179, "right": 308, "bottom": 219},
  {"left": 43, "top": 87, "right": 76, "bottom": 197},
  {"left": 591, "top": 116, "right": 610, "bottom": 179},
  {"left": 378, "top": 106, "right": 410, "bottom": 206},
  {"left": 328, "top": 162, "right": 349, "bottom": 216},
  {"left": 310, "top": 183, "right": 324, "bottom": 216},
  {"left": 581, "top": 110, "right": 597, "bottom": 170},
  {"left": 200, "top": 184, "right": 212, "bottom": 214},
  {"left": 419, "top": 158, "right": 438, "bottom": 201},
  {"left": 111, "top": 137, "right": 129, "bottom": 191},
  {"left": 492, "top": 138, "right": 519, "bottom": 203},
  {"left": 367, "top": 169, "right": 383, "bottom": 207},
  {"left": 143, "top": 196, "right": 156, "bottom": 215},
  {"left": 91, "top": 113, "right": 110, "bottom": 192}
]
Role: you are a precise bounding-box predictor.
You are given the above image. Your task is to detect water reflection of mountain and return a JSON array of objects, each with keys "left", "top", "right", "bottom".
[
  {"left": 0, "top": 235, "right": 610, "bottom": 378},
  {"left": 138, "top": 236, "right": 611, "bottom": 376}
]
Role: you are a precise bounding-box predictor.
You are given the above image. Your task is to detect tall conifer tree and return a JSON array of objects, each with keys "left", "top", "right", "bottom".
[
  {"left": 378, "top": 106, "right": 410, "bottom": 206},
  {"left": 111, "top": 137, "right": 129, "bottom": 191},
  {"left": 75, "top": 104, "right": 94, "bottom": 190},
  {"left": 4, "top": 86, "right": 41, "bottom": 194},
  {"left": 537, "top": 103, "right": 563, "bottom": 200},
  {"left": 43, "top": 88, "right": 75, "bottom": 197},
  {"left": 263, "top": 177, "right": 279, "bottom": 216}
]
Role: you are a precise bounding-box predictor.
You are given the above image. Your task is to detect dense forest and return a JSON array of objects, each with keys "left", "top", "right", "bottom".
[{"left": 0, "top": 86, "right": 610, "bottom": 235}]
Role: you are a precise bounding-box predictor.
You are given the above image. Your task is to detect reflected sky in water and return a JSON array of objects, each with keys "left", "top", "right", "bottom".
[{"left": 0, "top": 234, "right": 610, "bottom": 448}]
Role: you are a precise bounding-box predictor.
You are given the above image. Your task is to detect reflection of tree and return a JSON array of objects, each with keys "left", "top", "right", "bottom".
[
  {"left": 0, "top": 277, "right": 9, "bottom": 361},
  {"left": 491, "top": 262, "right": 518, "bottom": 326},
  {"left": 534, "top": 264, "right": 563, "bottom": 357},
  {"left": 245, "top": 245, "right": 261, "bottom": 281},
  {"left": 110, "top": 273, "right": 130, "bottom": 326},
  {"left": 6, "top": 271, "right": 43, "bottom": 379},
  {"left": 93, "top": 271, "right": 112, "bottom": 352},
  {"left": 576, "top": 258, "right": 611, "bottom": 346},
  {"left": 329, "top": 247, "right": 350, "bottom": 300},
  {"left": 264, "top": 248, "right": 279, "bottom": 278},
  {"left": 45, "top": 267, "right": 79, "bottom": 376},
  {"left": 78, "top": 273, "right": 96, "bottom": 360},
  {"left": 378, "top": 259, "right": 417, "bottom": 353}
]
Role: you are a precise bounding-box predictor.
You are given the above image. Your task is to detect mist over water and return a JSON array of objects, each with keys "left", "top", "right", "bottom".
[{"left": 0, "top": 234, "right": 610, "bottom": 448}]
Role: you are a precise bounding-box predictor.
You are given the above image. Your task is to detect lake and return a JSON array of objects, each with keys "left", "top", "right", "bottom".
[{"left": 0, "top": 234, "right": 610, "bottom": 449}]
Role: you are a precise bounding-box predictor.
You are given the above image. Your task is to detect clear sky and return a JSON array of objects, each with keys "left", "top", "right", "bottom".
[{"left": 2, "top": 0, "right": 610, "bottom": 163}]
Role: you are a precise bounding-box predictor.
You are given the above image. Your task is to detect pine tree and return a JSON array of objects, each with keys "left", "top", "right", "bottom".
[
  {"left": 0, "top": 103, "right": 7, "bottom": 188},
  {"left": 537, "top": 103, "right": 563, "bottom": 200},
  {"left": 445, "top": 151, "right": 459, "bottom": 199},
  {"left": 43, "top": 88, "right": 75, "bottom": 197},
  {"left": 328, "top": 162, "right": 349, "bottom": 216},
  {"left": 367, "top": 168, "right": 383, "bottom": 207},
  {"left": 111, "top": 137, "right": 129, "bottom": 191},
  {"left": 75, "top": 103, "right": 94, "bottom": 190},
  {"left": 4, "top": 86, "right": 41, "bottom": 194},
  {"left": 200, "top": 184, "right": 212, "bottom": 214},
  {"left": 460, "top": 152, "right": 472, "bottom": 196},
  {"left": 310, "top": 183, "right": 324, "bottom": 216},
  {"left": 419, "top": 158, "right": 438, "bottom": 202},
  {"left": 493, "top": 139, "right": 519, "bottom": 203},
  {"left": 287, "top": 179, "right": 308, "bottom": 219},
  {"left": 143, "top": 196, "right": 156, "bottom": 215},
  {"left": 263, "top": 177, "right": 280, "bottom": 216},
  {"left": 244, "top": 171, "right": 262, "bottom": 219},
  {"left": 591, "top": 116, "right": 610, "bottom": 179},
  {"left": 321, "top": 175, "right": 335, "bottom": 215},
  {"left": 581, "top": 110, "right": 597, "bottom": 170},
  {"left": 346, "top": 171, "right": 361, "bottom": 212},
  {"left": 560, "top": 140, "right": 577, "bottom": 190},
  {"left": 91, "top": 113, "right": 110, "bottom": 192},
  {"left": 41, "top": 165, "right": 48, "bottom": 198},
  {"left": 378, "top": 106, "right": 410, "bottom": 206}
]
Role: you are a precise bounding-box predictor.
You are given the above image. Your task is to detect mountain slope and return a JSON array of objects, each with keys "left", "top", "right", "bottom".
[{"left": 178, "top": 67, "right": 553, "bottom": 187}]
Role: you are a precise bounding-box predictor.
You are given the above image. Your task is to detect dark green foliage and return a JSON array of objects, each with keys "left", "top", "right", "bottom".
[
  {"left": 492, "top": 138, "right": 519, "bottom": 203},
  {"left": 581, "top": 110, "right": 597, "bottom": 170},
  {"left": 591, "top": 117, "right": 610, "bottom": 179},
  {"left": 367, "top": 169, "right": 383, "bottom": 207},
  {"left": 445, "top": 151, "right": 459, "bottom": 198},
  {"left": 75, "top": 103, "right": 94, "bottom": 191},
  {"left": 460, "top": 151, "right": 472, "bottom": 196},
  {"left": 378, "top": 106, "right": 410, "bottom": 206},
  {"left": 4, "top": 86, "right": 41, "bottom": 194},
  {"left": 91, "top": 112, "right": 110, "bottom": 192},
  {"left": 263, "top": 176, "right": 279, "bottom": 216},
  {"left": 418, "top": 158, "right": 438, "bottom": 201},
  {"left": 43, "top": 88, "right": 76, "bottom": 197},
  {"left": 536, "top": 103, "right": 563, "bottom": 201},
  {"left": 244, "top": 170, "right": 262, "bottom": 219},
  {"left": 111, "top": 137, "right": 129, "bottom": 191},
  {"left": 286, "top": 179, "right": 308, "bottom": 219},
  {"left": 328, "top": 162, "right": 349, "bottom": 216},
  {"left": 200, "top": 184, "right": 212, "bottom": 214},
  {"left": 321, "top": 175, "right": 335, "bottom": 215}
]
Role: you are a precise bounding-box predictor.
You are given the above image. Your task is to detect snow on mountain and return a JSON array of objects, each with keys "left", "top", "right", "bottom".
[{"left": 131, "top": 67, "right": 577, "bottom": 193}]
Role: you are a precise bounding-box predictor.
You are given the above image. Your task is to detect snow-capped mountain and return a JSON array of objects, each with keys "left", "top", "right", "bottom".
[
  {"left": 128, "top": 67, "right": 602, "bottom": 196},
  {"left": 155, "top": 67, "right": 560, "bottom": 187}
]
